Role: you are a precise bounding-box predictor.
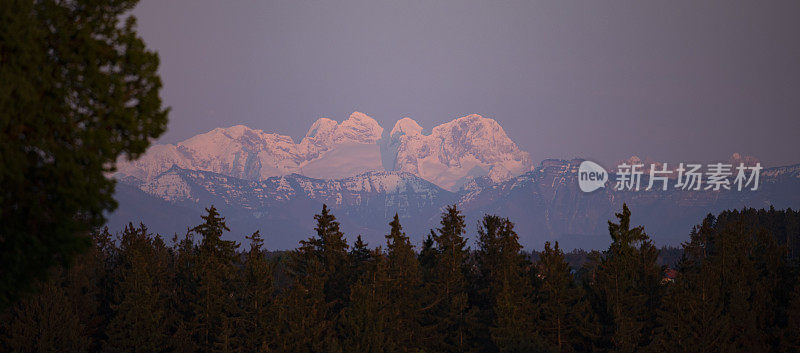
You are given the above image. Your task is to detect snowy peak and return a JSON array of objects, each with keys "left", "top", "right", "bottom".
[
  {"left": 301, "top": 112, "right": 382, "bottom": 146},
  {"left": 390, "top": 114, "right": 533, "bottom": 190},
  {"left": 116, "top": 112, "right": 533, "bottom": 191},
  {"left": 304, "top": 118, "right": 338, "bottom": 139},
  {"left": 331, "top": 111, "right": 383, "bottom": 144},
  {"left": 391, "top": 117, "right": 423, "bottom": 137}
]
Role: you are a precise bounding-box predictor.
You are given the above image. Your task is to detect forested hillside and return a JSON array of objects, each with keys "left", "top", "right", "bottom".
[{"left": 2, "top": 205, "right": 799, "bottom": 352}]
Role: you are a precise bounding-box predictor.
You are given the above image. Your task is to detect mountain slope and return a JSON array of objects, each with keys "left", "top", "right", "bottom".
[
  {"left": 109, "top": 161, "right": 800, "bottom": 250},
  {"left": 113, "top": 167, "right": 454, "bottom": 248},
  {"left": 116, "top": 112, "right": 533, "bottom": 191},
  {"left": 386, "top": 114, "right": 532, "bottom": 190}
]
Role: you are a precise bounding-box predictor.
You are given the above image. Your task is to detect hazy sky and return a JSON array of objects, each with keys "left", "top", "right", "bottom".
[{"left": 133, "top": 0, "right": 799, "bottom": 167}]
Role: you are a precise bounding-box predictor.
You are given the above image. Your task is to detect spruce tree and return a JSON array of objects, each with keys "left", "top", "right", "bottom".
[
  {"left": 340, "top": 248, "right": 392, "bottom": 352},
  {"left": 105, "top": 224, "right": 172, "bottom": 352},
  {"left": 3, "top": 280, "right": 90, "bottom": 352},
  {"left": 385, "top": 214, "right": 424, "bottom": 351},
  {"left": 276, "top": 244, "right": 339, "bottom": 352},
  {"left": 649, "top": 217, "right": 731, "bottom": 352},
  {"left": 277, "top": 204, "right": 350, "bottom": 352},
  {"left": 535, "top": 241, "right": 594, "bottom": 353},
  {"left": 191, "top": 206, "right": 240, "bottom": 351},
  {"left": 171, "top": 229, "right": 200, "bottom": 353},
  {"left": 585, "top": 204, "right": 661, "bottom": 353},
  {"left": 651, "top": 211, "right": 791, "bottom": 352},
  {"left": 294, "top": 204, "right": 350, "bottom": 313},
  {"left": 423, "top": 205, "right": 477, "bottom": 352},
  {"left": 349, "top": 235, "right": 373, "bottom": 284},
  {"left": 476, "top": 215, "right": 541, "bottom": 352},
  {"left": 238, "top": 231, "right": 275, "bottom": 351}
]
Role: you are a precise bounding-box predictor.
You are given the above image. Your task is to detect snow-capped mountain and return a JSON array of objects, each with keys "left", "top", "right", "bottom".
[
  {"left": 386, "top": 114, "right": 532, "bottom": 190},
  {"left": 112, "top": 166, "right": 454, "bottom": 248},
  {"left": 116, "top": 112, "right": 384, "bottom": 182},
  {"left": 116, "top": 112, "right": 532, "bottom": 191},
  {"left": 110, "top": 158, "right": 800, "bottom": 250},
  {"left": 110, "top": 112, "right": 800, "bottom": 250}
]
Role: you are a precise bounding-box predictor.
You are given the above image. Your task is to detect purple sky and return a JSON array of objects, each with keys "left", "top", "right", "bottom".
[{"left": 133, "top": 0, "right": 799, "bottom": 168}]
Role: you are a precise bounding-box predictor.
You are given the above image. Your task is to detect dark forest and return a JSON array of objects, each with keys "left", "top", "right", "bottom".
[{"left": 2, "top": 205, "right": 799, "bottom": 352}]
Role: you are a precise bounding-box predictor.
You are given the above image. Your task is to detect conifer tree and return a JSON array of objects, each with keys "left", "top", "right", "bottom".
[
  {"left": 277, "top": 204, "right": 350, "bottom": 352},
  {"left": 170, "top": 229, "right": 200, "bottom": 353},
  {"left": 276, "top": 245, "right": 340, "bottom": 352},
  {"left": 340, "top": 248, "right": 393, "bottom": 352},
  {"left": 191, "top": 206, "right": 240, "bottom": 351},
  {"left": 238, "top": 231, "right": 275, "bottom": 351},
  {"left": 349, "top": 235, "right": 373, "bottom": 284},
  {"left": 3, "top": 279, "right": 90, "bottom": 352},
  {"left": 535, "top": 241, "right": 594, "bottom": 353},
  {"left": 418, "top": 230, "right": 439, "bottom": 281},
  {"left": 475, "top": 215, "right": 543, "bottom": 352},
  {"left": 294, "top": 204, "right": 350, "bottom": 313},
  {"left": 649, "top": 217, "right": 731, "bottom": 352},
  {"left": 1, "top": 228, "right": 113, "bottom": 352},
  {"left": 585, "top": 204, "right": 661, "bottom": 352},
  {"left": 424, "top": 205, "right": 478, "bottom": 352},
  {"left": 385, "top": 214, "right": 424, "bottom": 351},
  {"left": 105, "top": 224, "right": 172, "bottom": 352},
  {"left": 782, "top": 279, "right": 800, "bottom": 352},
  {"left": 652, "top": 214, "right": 787, "bottom": 352},
  {"left": 1, "top": 0, "right": 169, "bottom": 308}
]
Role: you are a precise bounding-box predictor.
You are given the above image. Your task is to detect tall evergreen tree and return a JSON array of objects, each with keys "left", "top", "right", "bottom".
[
  {"left": 105, "top": 224, "right": 172, "bottom": 352},
  {"left": 535, "top": 241, "right": 595, "bottom": 353},
  {"left": 652, "top": 213, "right": 789, "bottom": 352},
  {"left": 349, "top": 235, "right": 373, "bottom": 284},
  {"left": 190, "top": 206, "right": 240, "bottom": 352},
  {"left": 649, "top": 217, "right": 731, "bottom": 352},
  {"left": 1, "top": 228, "right": 114, "bottom": 352},
  {"left": 385, "top": 214, "right": 424, "bottom": 351},
  {"left": 277, "top": 204, "right": 350, "bottom": 352},
  {"left": 170, "top": 228, "right": 200, "bottom": 353},
  {"left": 0, "top": 0, "right": 169, "bottom": 308},
  {"left": 475, "top": 215, "right": 540, "bottom": 352},
  {"left": 238, "top": 230, "right": 275, "bottom": 351},
  {"left": 293, "top": 204, "right": 350, "bottom": 313},
  {"left": 423, "top": 205, "right": 478, "bottom": 352},
  {"left": 585, "top": 204, "right": 661, "bottom": 353},
  {"left": 3, "top": 279, "right": 90, "bottom": 352},
  {"left": 340, "top": 248, "right": 393, "bottom": 352}
]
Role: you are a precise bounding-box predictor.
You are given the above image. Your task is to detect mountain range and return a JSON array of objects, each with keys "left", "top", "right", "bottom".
[
  {"left": 116, "top": 112, "right": 532, "bottom": 192},
  {"left": 110, "top": 113, "right": 800, "bottom": 250}
]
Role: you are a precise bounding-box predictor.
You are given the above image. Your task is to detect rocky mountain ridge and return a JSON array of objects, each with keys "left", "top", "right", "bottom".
[{"left": 116, "top": 112, "right": 533, "bottom": 191}]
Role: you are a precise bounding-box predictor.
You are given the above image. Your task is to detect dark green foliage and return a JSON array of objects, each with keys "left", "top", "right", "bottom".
[
  {"left": 349, "top": 235, "right": 373, "bottom": 282},
  {"left": 340, "top": 248, "right": 393, "bottom": 352},
  {"left": 2, "top": 205, "right": 800, "bottom": 352},
  {"left": 191, "top": 207, "right": 240, "bottom": 351},
  {"left": 239, "top": 230, "right": 275, "bottom": 351},
  {"left": 105, "top": 224, "right": 172, "bottom": 352},
  {"left": 0, "top": 0, "right": 168, "bottom": 308},
  {"left": 423, "top": 205, "right": 479, "bottom": 352},
  {"left": 385, "top": 214, "right": 424, "bottom": 351},
  {"left": 276, "top": 204, "right": 349, "bottom": 352},
  {"left": 584, "top": 204, "right": 662, "bottom": 352},
  {"left": 474, "top": 215, "right": 540, "bottom": 352},
  {"left": 651, "top": 209, "right": 795, "bottom": 352},
  {"left": 535, "top": 242, "right": 596, "bottom": 353}
]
